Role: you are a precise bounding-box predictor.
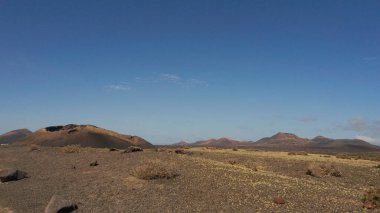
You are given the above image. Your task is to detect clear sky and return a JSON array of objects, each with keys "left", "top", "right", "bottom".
[{"left": 1, "top": 0, "right": 379, "bottom": 145}]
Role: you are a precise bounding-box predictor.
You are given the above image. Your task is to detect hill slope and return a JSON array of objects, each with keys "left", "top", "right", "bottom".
[
  {"left": 310, "top": 136, "right": 380, "bottom": 152},
  {"left": 254, "top": 132, "right": 311, "bottom": 147},
  {"left": 192, "top": 138, "right": 249, "bottom": 147},
  {"left": 15, "top": 124, "right": 153, "bottom": 148},
  {"left": 0, "top": 129, "right": 32, "bottom": 144}
]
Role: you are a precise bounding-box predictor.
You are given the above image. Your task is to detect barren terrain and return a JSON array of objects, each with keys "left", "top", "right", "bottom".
[{"left": 1, "top": 145, "right": 380, "bottom": 212}]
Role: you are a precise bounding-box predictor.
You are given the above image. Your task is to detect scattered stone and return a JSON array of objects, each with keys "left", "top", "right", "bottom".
[
  {"left": 122, "top": 146, "right": 143, "bottom": 153},
  {"left": 273, "top": 196, "right": 286, "bottom": 204},
  {"left": 0, "top": 168, "right": 28, "bottom": 182},
  {"left": 44, "top": 195, "right": 78, "bottom": 213},
  {"left": 90, "top": 161, "right": 99, "bottom": 167}
]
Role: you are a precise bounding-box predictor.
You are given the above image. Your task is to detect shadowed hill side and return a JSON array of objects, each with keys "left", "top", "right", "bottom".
[
  {"left": 0, "top": 129, "right": 32, "bottom": 144},
  {"left": 310, "top": 137, "right": 380, "bottom": 152},
  {"left": 14, "top": 124, "right": 153, "bottom": 149},
  {"left": 253, "top": 132, "right": 380, "bottom": 152},
  {"left": 189, "top": 138, "right": 252, "bottom": 147}
]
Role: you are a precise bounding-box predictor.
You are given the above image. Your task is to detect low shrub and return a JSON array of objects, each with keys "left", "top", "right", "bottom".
[
  {"left": 232, "top": 148, "right": 238, "bottom": 151},
  {"left": 122, "top": 146, "right": 143, "bottom": 153},
  {"left": 29, "top": 144, "right": 40, "bottom": 152},
  {"left": 306, "top": 163, "right": 342, "bottom": 177},
  {"left": 132, "top": 160, "right": 178, "bottom": 180}
]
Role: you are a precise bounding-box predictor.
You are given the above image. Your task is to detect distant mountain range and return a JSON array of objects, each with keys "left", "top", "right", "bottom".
[
  {"left": 173, "top": 132, "right": 380, "bottom": 152},
  {"left": 9, "top": 124, "right": 153, "bottom": 149},
  {"left": 0, "top": 129, "right": 32, "bottom": 144}
]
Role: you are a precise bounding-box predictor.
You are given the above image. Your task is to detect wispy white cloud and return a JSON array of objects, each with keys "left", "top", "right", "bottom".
[
  {"left": 340, "top": 117, "right": 370, "bottom": 132},
  {"left": 158, "top": 73, "right": 208, "bottom": 87},
  {"left": 105, "top": 83, "right": 130, "bottom": 91},
  {"left": 339, "top": 117, "right": 380, "bottom": 145},
  {"left": 160, "top": 73, "right": 181, "bottom": 83}
]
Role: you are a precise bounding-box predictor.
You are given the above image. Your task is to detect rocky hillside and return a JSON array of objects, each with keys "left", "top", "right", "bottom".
[{"left": 14, "top": 124, "right": 153, "bottom": 149}]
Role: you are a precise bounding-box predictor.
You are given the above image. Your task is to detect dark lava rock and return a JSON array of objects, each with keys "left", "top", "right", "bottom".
[
  {"left": 273, "top": 197, "right": 286, "bottom": 204},
  {"left": 122, "top": 146, "right": 143, "bottom": 153},
  {"left": 89, "top": 161, "right": 99, "bottom": 167},
  {"left": 45, "top": 195, "right": 78, "bottom": 213},
  {"left": 0, "top": 168, "right": 28, "bottom": 182}
]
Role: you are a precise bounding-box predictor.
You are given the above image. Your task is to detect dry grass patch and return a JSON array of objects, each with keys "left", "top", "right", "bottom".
[
  {"left": 288, "top": 151, "right": 308, "bottom": 156},
  {"left": 132, "top": 160, "right": 178, "bottom": 180},
  {"left": 306, "top": 163, "right": 342, "bottom": 177},
  {"left": 61, "top": 145, "right": 82, "bottom": 153}
]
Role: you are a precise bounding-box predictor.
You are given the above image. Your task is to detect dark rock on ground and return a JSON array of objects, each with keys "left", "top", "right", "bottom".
[
  {"left": 45, "top": 195, "right": 78, "bottom": 213},
  {"left": 89, "top": 161, "right": 99, "bottom": 167},
  {"left": 122, "top": 146, "right": 143, "bottom": 153},
  {"left": 0, "top": 168, "right": 28, "bottom": 182},
  {"left": 273, "top": 196, "right": 286, "bottom": 204}
]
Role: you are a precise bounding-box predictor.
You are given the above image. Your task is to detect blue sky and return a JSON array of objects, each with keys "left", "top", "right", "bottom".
[{"left": 1, "top": 0, "right": 379, "bottom": 145}]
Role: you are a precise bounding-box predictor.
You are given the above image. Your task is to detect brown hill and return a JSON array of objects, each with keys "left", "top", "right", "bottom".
[
  {"left": 14, "top": 124, "right": 153, "bottom": 149},
  {"left": 254, "top": 132, "right": 311, "bottom": 147},
  {"left": 193, "top": 138, "right": 247, "bottom": 147},
  {"left": 172, "top": 141, "right": 190, "bottom": 146},
  {"left": 0, "top": 129, "right": 32, "bottom": 144},
  {"left": 310, "top": 137, "right": 380, "bottom": 152}
]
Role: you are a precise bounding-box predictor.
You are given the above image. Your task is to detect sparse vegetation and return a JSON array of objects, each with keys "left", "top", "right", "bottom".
[
  {"left": 174, "top": 149, "right": 186, "bottom": 154},
  {"left": 122, "top": 146, "right": 143, "bottom": 153},
  {"left": 29, "top": 144, "right": 40, "bottom": 151},
  {"left": 61, "top": 145, "right": 82, "bottom": 153},
  {"left": 306, "top": 163, "right": 342, "bottom": 177},
  {"left": 232, "top": 147, "right": 238, "bottom": 151},
  {"left": 132, "top": 160, "right": 178, "bottom": 180},
  {"left": 362, "top": 188, "right": 380, "bottom": 209},
  {"left": 228, "top": 160, "right": 237, "bottom": 165},
  {"left": 288, "top": 151, "right": 308, "bottom": 156}
]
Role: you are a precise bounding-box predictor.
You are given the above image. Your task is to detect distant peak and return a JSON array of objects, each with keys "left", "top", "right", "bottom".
[
  {"left": 42, "top": 124, "right": 98, "bottom": 132},
  {"left": 271, "top": 132, "right": 299, "bottom": 140}
]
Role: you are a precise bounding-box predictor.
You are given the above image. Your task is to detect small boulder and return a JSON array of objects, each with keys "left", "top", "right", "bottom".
[
  {"left": 122, "top": 146, "right": 143, "bottom": 153},
  {"left": 273, "top": 196, "right": 286, "bottom": 204},
  {"left": 0, "top": 168, "right": 28, "bottom": 182},
  {"left": 45, "top": 195, "right": 78, "bottom": 213},
  {"left": 109, "top": 148, "right": 118, "bottom": 152},
  {"left": 89, "top": 161, "right": 99, "bottom": 167}
]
